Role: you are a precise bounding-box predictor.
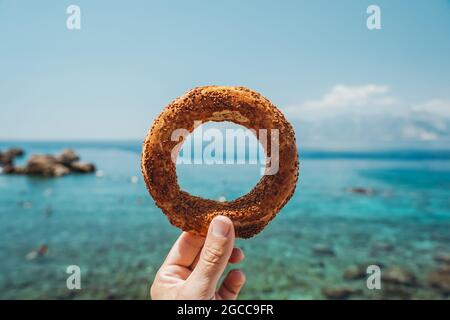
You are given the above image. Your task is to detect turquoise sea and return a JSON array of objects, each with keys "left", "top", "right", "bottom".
[{"left": 0, "top": 142, "right": 449, "bottom": 299}]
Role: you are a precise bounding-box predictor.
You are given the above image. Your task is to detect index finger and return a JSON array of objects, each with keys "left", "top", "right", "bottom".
[{"left": 163, "top": 232, "right": 205, "bottom": 268}]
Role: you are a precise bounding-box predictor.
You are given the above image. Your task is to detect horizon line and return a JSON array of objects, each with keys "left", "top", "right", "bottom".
[{"left": 1, "top": 140, "right": 450, "bottom": 154}]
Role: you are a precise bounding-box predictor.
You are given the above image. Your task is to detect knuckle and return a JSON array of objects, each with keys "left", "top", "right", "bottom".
[{"left": 202, "top": 244, "right": 224, "bottom": 266}]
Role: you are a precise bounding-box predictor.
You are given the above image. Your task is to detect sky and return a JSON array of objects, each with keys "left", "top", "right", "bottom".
[{"left": 0, "top": 0, "right": 449, "bottom": 149}]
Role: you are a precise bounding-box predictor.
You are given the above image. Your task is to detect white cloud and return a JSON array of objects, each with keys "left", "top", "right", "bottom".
[
  {"left": 302, "top": 84, "right": 395, "bottom": 108},
  {"left": 412, "top": 99, "right": 450, "bottom": 118},
  {"left": 281, "top": 84, "right": 450, "bottom": 149},
  {"left": 402, "top": 125, "right": 439, "bottom": 141},
  {"left": 283, "top": 84, "right": 397, "bottom": 121}
]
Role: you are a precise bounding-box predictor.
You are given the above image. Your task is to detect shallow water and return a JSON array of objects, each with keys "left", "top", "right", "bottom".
[{"left": 0, "top": 142, "right": 449, "bottom": 299}]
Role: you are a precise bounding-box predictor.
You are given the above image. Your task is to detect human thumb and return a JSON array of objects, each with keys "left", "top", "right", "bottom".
[{"left": 186, "top": 216, "right": 235, "bottom": 298}]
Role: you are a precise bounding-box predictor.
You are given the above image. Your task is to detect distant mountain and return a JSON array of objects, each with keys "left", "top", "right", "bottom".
[{"left": 291, "top": 111, "right": 450, "bottom": 150}]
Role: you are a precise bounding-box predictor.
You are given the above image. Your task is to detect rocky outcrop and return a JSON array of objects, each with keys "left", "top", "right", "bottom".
[
  {"left": 1, "top": 148, "right": 95, "bottom": 177},
  {"left": 0, "top": 148, "right": 24, "bottom": 166},
  {"left": 56, "top": 149, "right": 80, "bottom": 166},
  {"left": 70, "top": 161, "right": 96, "bottom": 173},
  {"left": 25, "top": 155, "right": 68, "bottom": 177}
]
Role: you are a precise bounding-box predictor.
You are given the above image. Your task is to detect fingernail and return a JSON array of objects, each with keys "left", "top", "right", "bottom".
[{"left": 211, "top": 216, "right": 231, "bottom": 237}]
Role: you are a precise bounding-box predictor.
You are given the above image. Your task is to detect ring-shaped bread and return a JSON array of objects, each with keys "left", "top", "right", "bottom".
[{"left": 141, "top": 86, "right": 299, "bottom": 238}]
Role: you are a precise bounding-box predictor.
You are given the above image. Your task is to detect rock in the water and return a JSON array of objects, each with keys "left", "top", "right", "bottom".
[
  {"left": 56, "top": 149, "right": 80, "bottom": 166},
  {"left": 0, "top": 153, "right": 8, "bottom": 166},
  {"left": 0, "top": 153, "right": 11, "bottom": 167},
  {"left": 2, "top": 164, "right": 16, "bottom": 174},
  {"left": 348, "top": 187, "right": 374, "bottom": 196},
  {"left": 26, "top": 155, "right": 70, "bottom": 177},
  {"left": 44, "top": 206, "right": 53, "bottom": 216},
  {"left": 312, "top": 244, "right": 335, "bottom": 256},
  {"left": 6, "top": 148, "right": 25, "bottom": 158},
  {"left": 3, "top": 165, "right": 27, "bottom": 174},
  {"left": 383, "top": 266, "right": 417, "bottom": 286},
  {"left": 70, "top": 162, "right": 96, "bottom": 173},
  {"left": 0, "top": 148, "right": 24, "bottom": 166},
  {"left": 2, "top": 148, "right": 95, "bottom": 177},
  {"left": 371, "top": 241, "right": 394, "bottom": 253},
  {"left": 11, "top": 166, "right": 27, "bottom": 174},
  {"left": 433, "top": 253, "right": 450, "bottom": 265},
  {"left": 381, "top": 286, "right": 412, "bottom": 300},
  {"left": 344, "top": 264, "right": 367, "bottom": 280},
  {"left": 427, "top": 266, "right": 450, "bottom": 293},
  {"left": 322, "top": 286, "right": 360, "bottom": 299},
  {"left": 53, "top": 164, "right": 71, "bottom": 177}
]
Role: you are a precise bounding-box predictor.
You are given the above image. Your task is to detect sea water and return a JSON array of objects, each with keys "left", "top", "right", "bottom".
[{"left": 0, "top": 142, "right": 449, "bottom": 299}]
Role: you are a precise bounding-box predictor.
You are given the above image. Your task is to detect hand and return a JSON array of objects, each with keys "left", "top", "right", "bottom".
[{"left": 150, "top": 215, "right": 246, "bottom": 300}]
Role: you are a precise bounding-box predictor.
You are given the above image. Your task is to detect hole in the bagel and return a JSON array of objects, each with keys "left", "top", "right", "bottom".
[{"left": 176, "top": 121, "right": 266, "bottom": 201}]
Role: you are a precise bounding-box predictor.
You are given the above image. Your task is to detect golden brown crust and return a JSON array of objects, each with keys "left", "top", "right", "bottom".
[{"left": 141, "top": 86, "right": 299, "bottom": 238}]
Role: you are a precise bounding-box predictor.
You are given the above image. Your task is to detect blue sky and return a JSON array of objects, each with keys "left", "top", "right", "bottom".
[{"left": 0, "top": 0, "right": 449, "bottom": 149}]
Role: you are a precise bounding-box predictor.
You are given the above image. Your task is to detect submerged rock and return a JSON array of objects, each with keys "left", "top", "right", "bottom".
[
  {"left": 381, "top": 286, "right": 413, "bottom": 300},
  {"left": 433, "top": 253, "right": 450, "bottom": 265},
  {"left": 371, "top": 241, "right": 394, "bottom": 253},
  {"left": 19, "top": 201, "right": 33, "bottom": 209},
  {"left": 347, "top": 187, "right": 374, "bottom": 196},
  {"left": 322, "top": 286, "right": 360, "bottom": 299},
  {"left": 44, "top": 206, "right": 53, "bottom": 216},
  {"left": 383, "top": 266, "right": 417, "bottom": 286},
  {"left": 344, "top": 264, "right": 367, "bottom": 280},
  {"left": 344, "top": 263, "right": 385, "bottom": 281},
  {"left": 312, "top": 244, "right": 335, "bottom": 256},
  {"left": 427, "top": 266, "right": 450, "bottom": 293}
]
